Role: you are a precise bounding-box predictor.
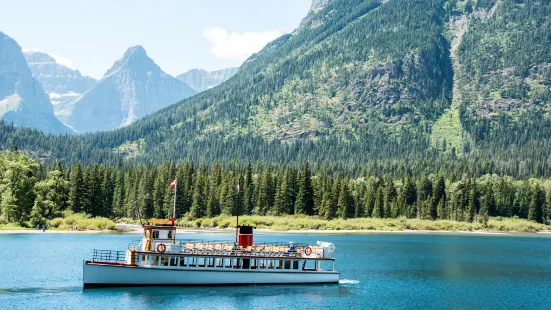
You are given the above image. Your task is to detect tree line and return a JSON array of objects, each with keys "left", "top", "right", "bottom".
[{"left": 1, "top": 150, "right": 550, "bottom": 228}]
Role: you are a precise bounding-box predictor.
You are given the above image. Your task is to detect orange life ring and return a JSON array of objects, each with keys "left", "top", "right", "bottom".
[
  {"left": 304, "top": 246, "right": 313, "bottom": 255},
  {"left": 157, "top": 243, "right": 167, "bottom": 253}
]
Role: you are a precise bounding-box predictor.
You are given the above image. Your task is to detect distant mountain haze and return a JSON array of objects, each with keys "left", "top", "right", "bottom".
[
  {"left": 0, "top": 32, "right": 73, "bottom": 134},
  {"left": 65, "top": 45, "right": 197, "bottom": 133},
  {"left": 176, "top": 67, "right": 238, "bottom": 92},
  {"left": 24, "top": 51, "right": 96, "bottom": 126}
]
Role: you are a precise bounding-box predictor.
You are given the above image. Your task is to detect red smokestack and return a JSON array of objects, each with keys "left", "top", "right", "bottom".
[{"left": 238, "top": 226, "right": 254, "bottom": 247}]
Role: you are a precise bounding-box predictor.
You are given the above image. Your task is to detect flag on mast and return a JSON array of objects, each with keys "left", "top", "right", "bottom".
[{"left": 170, "top": 179, "right": 177, "bottom": 187}]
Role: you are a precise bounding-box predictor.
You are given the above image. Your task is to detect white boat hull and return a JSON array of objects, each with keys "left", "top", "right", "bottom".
[{"left": 83, "top": 262, "right": 340, "bottom": 287}]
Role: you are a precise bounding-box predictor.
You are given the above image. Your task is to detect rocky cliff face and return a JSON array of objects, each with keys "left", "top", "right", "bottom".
[
  {"left": 176, "top": 67, "right": 238, "bottom": 92},
  {"left": 0, "top": 32, "right": 72, "bottom": 134},
  {"left": 66, "top": 46, "right": 196, "bottom": 133},
  {"left": 24, "top": 51, "right": 96, "bottom": 125}
]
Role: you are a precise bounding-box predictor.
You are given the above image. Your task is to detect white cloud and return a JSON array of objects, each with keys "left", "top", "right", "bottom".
[
  {"left": 203, "top": 27, "right": 281, "bottom": 61},
  {"left": 49, "top": 54, "right": 73, "bottom": 69},
  {"left": 22, "top": 48, "right": 73, "bottom": 69}
]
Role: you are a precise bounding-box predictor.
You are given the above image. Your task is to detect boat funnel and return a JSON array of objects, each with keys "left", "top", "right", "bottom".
[{"left": 238, "top": 226, "right": 254, "bottom": 247}]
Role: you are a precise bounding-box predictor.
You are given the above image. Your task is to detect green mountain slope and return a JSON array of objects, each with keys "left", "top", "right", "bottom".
[{"left": 1, "top": 0, "right": 550, "bottom": 178}]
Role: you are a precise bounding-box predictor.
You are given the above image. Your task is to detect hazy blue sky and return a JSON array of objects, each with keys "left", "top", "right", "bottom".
[{"left": 0, "top": 0, "right": 311, "bottom": 79}]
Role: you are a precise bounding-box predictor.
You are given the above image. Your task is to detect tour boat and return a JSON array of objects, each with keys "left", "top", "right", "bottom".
[{"left": 83, "top": 219, "right": 339, "bottom": 287}]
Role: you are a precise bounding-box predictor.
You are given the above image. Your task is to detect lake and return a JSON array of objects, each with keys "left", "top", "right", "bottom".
[{"left": 1, "top": 232, "right": 550, "bottom": 309}]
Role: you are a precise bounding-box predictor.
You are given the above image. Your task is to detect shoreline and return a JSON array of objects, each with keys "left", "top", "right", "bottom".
[{"left": 1, "top": 224, "right": 550, "bottom": 236}]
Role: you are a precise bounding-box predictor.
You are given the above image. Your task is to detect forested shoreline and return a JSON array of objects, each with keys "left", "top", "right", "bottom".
[{"left": 1, "top": 150, "right": 550, "bottom": 230}]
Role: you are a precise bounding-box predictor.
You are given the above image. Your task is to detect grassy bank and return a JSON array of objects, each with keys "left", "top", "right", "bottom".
[
  {"left": 0, "top": 211, "right": 116, "bottom": 231},
  {"left": 48, "top": 212, "right": 116, "bottom": 230},
  {"left": 178, "top": 215, "right": 551, "bottom": 233}
]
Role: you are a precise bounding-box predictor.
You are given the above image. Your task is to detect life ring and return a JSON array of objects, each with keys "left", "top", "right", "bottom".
[
  {"left": 157, "top": 243, "right": 167, "bottom": 253},
  {"left": 304, "top": 246, "right": 313, "bottom": 255}
]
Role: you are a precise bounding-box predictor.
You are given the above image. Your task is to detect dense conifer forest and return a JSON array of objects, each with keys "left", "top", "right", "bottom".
[{"left": 1, "top": 151, "right": 549, "bottom": 228}]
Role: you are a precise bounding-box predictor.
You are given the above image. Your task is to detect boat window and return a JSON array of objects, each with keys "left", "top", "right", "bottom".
[
  {"left": 284, "top": 260, "right": 290, "bottom": 269},
  {"left": 198, "top": 257, "right": 205, "bottom": 267},
  {"left": 179, "top": 257, "right": 186, "bottom": 267},
  {"left": 152, "top": 231, "right": 159, "bottom": 239},
  {"left": 168, "top": 230, "right": 173, "bottom": 239},
  {"left": 224, "top": 258, "right": 231, "bottom": 268},
  {"left": 268, "top": 260, "right": 274, "bottom": 269},
  {"left": 242, "top": 258, "right": 250, "bottom": 269},
  {"left": 188, "top": 257, "right": 196, "bottom": 267},
  {"left": 292, "top": 260, "right": 299, "bottom": 270},
  {"left": 207, "top": 258, "right": 215, "bottom": 267},
  {"left": 161, "top": 256, "right": 169, "bottom": 266},
  {"left": 303, "top": 260, "right": 315, "bottom": 271},
  {"left": 144, "top": 230, "right": 149, "bottom": 238},
  {"left": 251, "top": 259, "right": 258, "bottom": 269},
  {"left": 216, "top": 258, "right": 223, "bottom": 268},
  {"left": 141, "top": 255, "right": 147, "bottom": 264},
  {"left": 276, "top": 260, "right": 282, "bottom": 269},
  {"left": 170, "top": 257, "right": 178, "bottom": 267},
  {"left": 151, "top": 255, "right": 159, "bottom": 266}
]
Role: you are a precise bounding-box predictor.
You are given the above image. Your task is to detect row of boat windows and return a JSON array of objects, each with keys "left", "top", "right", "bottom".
[{"left": 139, "top": 255, "right": 326, "bottom": 271}]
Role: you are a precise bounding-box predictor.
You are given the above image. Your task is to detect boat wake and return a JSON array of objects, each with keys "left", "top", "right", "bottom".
[{"left": 338, "top": 279, "right": 360, "bottom": 284}]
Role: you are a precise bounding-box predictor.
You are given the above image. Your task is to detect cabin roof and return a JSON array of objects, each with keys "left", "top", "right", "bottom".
[{"left": 143, "top": 225, "right": 176, "bottom": 230}]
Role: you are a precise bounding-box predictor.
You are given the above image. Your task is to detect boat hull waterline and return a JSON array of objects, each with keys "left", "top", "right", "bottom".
[{"left": 83, "top": 262, "right": 340, "bottom": 287}]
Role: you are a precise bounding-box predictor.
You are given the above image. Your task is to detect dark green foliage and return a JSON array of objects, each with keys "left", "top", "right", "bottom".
[
  {"left": 1, "top": 151, "right": 550, "bottom": 227},
  {"left": 528, "top": 185, "right": 546, "bottom": 223},
  {"left": 295, "top": 162, "right": 314, "bottom": 215}
]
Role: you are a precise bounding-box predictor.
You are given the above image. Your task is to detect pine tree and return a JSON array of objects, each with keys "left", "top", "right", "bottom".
[
  {"left": 364, "top": 179, "right": 378, "bottom": 218},
  {"left": 528, "top": 185, "right": 545, "bottom": 223},
  {"left": 326, "top": 175, "right": 340, "bottom": 219},
  {"left": 68, "top": 163, "right": 85, "bottom": 213},
  {"left": 112, "top": 170, "right": 125, "bottom": 218},
  {"left": 467, "top": 187, "right": 477, "bottom": 223},
  {"left": 402, "top": 178, "right": 417, "bottom": 218},
  {"left": 383, "top": 178, "right": 396, "bottom": 218},
  {"left": 274, "top": 168, "right": 293, "bottom": 215},
  {"left": 254, "top": 165, "right": 273, "bottom": 215},
  {"left": 190, "top": 168, "right": 207, "bottom": 219},
  {"left": 337, "top": 178, "right": 353, "bottom": 219},
  {"left": 295, "top": 161, "right": 315, "bottom": 215},
  {"left": 372, "top": 186, "right": 384, "bottom": 218}
]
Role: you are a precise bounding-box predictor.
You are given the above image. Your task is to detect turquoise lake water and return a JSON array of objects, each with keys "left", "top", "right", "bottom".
[{"left": 0, "top": 232, "right": 550, "bottom": 309}]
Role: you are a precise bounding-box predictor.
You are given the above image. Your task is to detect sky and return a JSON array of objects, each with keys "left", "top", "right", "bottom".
[{"left": 0, "top": 0, "right": 311, "bottom": 79}]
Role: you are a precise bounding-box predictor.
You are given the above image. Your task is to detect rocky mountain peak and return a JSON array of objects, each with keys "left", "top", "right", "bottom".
[
  {"left": 66, "top": 45, "right": 196, "bottom": 132},
  {"left": 308, "top": 0, "right": 330, "bottom": 14},
  {"left": 23, "top": 51, "right": 56, "bottom": 64},
  {"left": 104, "top": 45, "right": 158, "bottom": 78},
  {"left": 0, "top": 32, "right": 31, "bottom": 75}
]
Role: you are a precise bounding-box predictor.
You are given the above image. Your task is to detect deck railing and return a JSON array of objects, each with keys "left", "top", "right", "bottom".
[{"left": 90, "top": 249, "right": 135, "bottom": 264}]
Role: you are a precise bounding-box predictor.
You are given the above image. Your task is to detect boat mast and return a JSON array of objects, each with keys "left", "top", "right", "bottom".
[
  {"left": 236, "top": 183, "right": 240, "bottom": 243},
  {"left": 172, "top": 178, "right": 177, "bottom": 220}
]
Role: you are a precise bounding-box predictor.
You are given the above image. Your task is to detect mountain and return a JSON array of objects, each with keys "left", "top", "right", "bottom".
[
  {"left": 65, "top": 46, "right": 196, "bottom": 133},
  {"left": 176, "top": 67, "right": 238, "bottom": 92},
  {"left": 0, "top": 32, "right": 72, "bottom": 134},
  {"left": 23, "top": 51, "right": 96, "bottom": 125},
  {"left": 0, "top": 0, "right": 550, "bottom": 179}
]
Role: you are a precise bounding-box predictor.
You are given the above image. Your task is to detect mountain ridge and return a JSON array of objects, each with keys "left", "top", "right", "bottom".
[
  {"left": 176, "top": 67, "right": 238, "bottom": 92},
  {"left": 0, "top": 32, "right": 73, "bottom": 134},
  {"left": 65, "top": 45, "right": 197, "bottom": 133}
]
